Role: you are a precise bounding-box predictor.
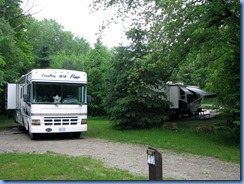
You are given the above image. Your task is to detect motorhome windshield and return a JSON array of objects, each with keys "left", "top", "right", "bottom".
[{"left": 32, "top": 82, "right": 87, "bottom": 104}]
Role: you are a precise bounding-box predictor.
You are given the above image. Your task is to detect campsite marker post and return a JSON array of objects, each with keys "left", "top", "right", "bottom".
[{"left": 147, "top": 147, "right": 162, "bottom": 180}]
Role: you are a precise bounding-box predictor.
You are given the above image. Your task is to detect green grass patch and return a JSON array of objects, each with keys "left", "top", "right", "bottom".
[
  {"left": 0, "top": 152, "right": 146, "bottom": 180},
  {"left": 0, "top": 118, "right": 16, "bottom": 130},
  {"left": 85, "top": 117, "right": 240, "bottom": 163}
]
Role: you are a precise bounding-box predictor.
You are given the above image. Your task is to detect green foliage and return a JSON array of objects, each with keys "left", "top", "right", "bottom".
[
  {"left": 49, "top": 50, "right": 86, "bottom": 70},
  {"left": 26, "top": 18, "right": 91, "bottom": 69},
  {"left": 85, "top": 40, "right": 113, "bottom": 116},
  {"left": 206, "top": 45, "right": 240, "bottom": 125},
  {"left": 0, "top": 0, "right": 33, "bottom": 113}
]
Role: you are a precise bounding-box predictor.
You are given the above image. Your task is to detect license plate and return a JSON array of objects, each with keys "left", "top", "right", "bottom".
[{"left": 59, "top": 127, "right": 66, "bottom": 132}]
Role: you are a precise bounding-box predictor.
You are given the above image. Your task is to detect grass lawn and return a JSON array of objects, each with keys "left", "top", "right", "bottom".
[
  {"left": 84, "top": 117, "right": 240, "bottom": 163},
  {"left": 0, "top": 118, "right": 15, "bottom": 129},
  {"left": 0, "top": 152, "right": 146, "bottom": 180}
]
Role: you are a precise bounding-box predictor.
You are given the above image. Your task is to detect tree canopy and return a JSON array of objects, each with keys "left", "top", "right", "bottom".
[{"left": 0, "top": 0, "right": 33, "bottom": 109}]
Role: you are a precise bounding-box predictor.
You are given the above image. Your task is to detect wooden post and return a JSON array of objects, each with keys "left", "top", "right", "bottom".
[{"left": 147, "top": 147, "right": 162, "bottom": 180}]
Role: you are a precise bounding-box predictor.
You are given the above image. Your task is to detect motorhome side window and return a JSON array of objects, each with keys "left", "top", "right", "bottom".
[{"left": 32, "top": 82, "right": 87, "bottom": 104}]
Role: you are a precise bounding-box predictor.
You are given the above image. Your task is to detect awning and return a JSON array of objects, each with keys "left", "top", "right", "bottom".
[
  {"left": 180, "top": 87, "right": 193, "bottom": 95},
  {"left": 186, "top": 86, "right": 215, "bottom": 97}
]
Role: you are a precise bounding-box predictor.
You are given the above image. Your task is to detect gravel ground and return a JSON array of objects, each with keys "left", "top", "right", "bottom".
[{"left": 0, "top": 128, "right": 240, "bottom": 180}]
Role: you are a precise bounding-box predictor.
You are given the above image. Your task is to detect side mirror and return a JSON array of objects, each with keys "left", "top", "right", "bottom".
[{"left": 87, "top": 95, "right": 92, "bottom": 103}]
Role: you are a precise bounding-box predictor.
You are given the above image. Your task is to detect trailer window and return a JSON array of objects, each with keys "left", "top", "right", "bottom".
[{"left": 32, "top": 82, "right": 87, "bottom": 104}]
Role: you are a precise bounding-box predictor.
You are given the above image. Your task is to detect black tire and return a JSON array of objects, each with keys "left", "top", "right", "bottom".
[
  {"left": 188, "top": 110, "right": 193, "bottom": 118},
  {"left": 28, "top": 123, "right": 38, "bottom": 140},
  {"left": 70, "top": 132, "right": 81, "bottom": 139},
  {"left": 29, "top": 132, "right": 38, "bottom": 140},
  {"left": 17, "top": 125, "right": 26, "bottom": 132}
]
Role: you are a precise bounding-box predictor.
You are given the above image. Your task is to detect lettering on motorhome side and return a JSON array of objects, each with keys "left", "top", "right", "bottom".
[
  {"left": 59, "top": 74, "right": 67, "bottom": 78},
  {"left": 41, "top": 73, "right": 80, "bottom": 79},
  {"left": 42, "top": 74, "right": 56, "bottom": 78},
  {"left": 70, "top": 74, "right": 80, "bottom": 79}
]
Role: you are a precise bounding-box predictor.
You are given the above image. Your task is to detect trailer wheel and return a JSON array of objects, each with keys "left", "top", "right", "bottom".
[{"left": 188, "top": 111, "right": 193, "bottom": 118}]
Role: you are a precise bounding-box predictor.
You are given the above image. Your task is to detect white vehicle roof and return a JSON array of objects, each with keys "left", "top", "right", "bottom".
[{"left": 21, "top": 69, "right": 87, "bottom": 83}]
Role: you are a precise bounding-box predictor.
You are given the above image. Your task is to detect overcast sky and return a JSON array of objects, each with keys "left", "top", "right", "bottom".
[{"left": 21, "top": 0, "right": 129, "bottom": 48}]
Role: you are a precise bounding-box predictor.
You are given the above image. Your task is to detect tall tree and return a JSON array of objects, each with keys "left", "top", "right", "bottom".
[
  {"left": 104, "top": 29, "right": 170, "bottom": 129},
  {"left": 26, "top": 17, "right": 91, "bottom": 70},
  {"left": 37, "top": 46, "right": 50, "bottom": 68},
  {"left": 86, "top": 39, "right": 113, "bottom": 116},
  {"left": 0, "top": 0, "right": 33, "bottom": 113}
]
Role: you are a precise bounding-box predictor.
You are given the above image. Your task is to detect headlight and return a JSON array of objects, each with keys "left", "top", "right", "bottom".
[
  {"left": 32, "top": 119, "right": 41, "bottom": 126},
  {"left": 81, "top": 119, "right": 87, "bottom": 125}
]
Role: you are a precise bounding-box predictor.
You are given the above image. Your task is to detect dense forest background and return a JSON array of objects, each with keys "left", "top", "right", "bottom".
[{"left": 0, "top": 0, "right": 240, "bottom": 130}]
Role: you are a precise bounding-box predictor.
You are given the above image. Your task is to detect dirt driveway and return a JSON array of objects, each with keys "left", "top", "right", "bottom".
[{"left": 0, "top": 127, "right": 240, "bottom": 180}]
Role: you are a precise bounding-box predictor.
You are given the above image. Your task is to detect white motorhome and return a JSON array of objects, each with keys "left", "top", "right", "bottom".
[
  {"left": 6, "top": 69, "right": 89, "bottom": 139},
  {"left": 164, "top": 82, "right": 215, "bottom": 118}
]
